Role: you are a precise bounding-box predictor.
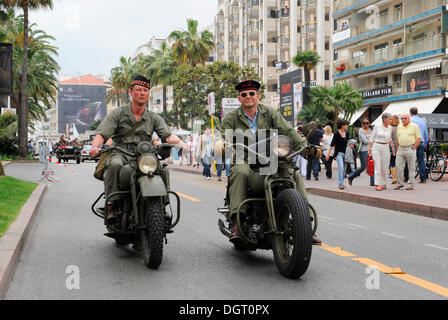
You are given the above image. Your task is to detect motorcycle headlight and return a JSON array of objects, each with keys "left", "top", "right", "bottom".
[
  {"left": 138, "top": 154, "right": 158, "bottom": 175},
  {"left": 272, "top": 136, "right": 292, "bottom": 158}
]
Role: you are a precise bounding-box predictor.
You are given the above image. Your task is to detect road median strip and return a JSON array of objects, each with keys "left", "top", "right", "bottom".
[{"left": 318, "top": 242, "right": 448, "bottom": 298}]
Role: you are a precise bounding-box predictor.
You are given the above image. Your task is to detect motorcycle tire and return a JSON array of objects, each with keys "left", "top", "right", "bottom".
[
  {"left": 272, "top": 188, "right": 312, "bottom": 279},
  {"left": 141, "top": 197, "right": 164, "bottom": 269}
]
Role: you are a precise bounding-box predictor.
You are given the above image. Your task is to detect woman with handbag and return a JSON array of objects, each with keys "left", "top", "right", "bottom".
[
  {"left": 326, "top": 119, "right": 350, "bottom": 190},
  {"left": 368, "top": 113, "right": 396, "bottom": 191},
  {"left": 347, "top": 118, "right": 375, "bottom": 186}
]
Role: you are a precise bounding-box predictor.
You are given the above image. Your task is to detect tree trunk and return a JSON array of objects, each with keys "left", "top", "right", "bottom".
[
  {"left": 0, "top": 161, "right": 5, "bottom": 177},
  {"left": 18, "top": 2, "right": 29, "bottom": 159},
  {"left": 162, "top": 86, "right": 167, "bottom": 122}
]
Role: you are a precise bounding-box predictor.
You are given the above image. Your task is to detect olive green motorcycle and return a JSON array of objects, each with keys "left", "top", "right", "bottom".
[
  {"left": 218, "top": 136, "right": 317, "bottom": 279},
  {"left": 91, "top": 141, "right": 180, "bottom": 269}
]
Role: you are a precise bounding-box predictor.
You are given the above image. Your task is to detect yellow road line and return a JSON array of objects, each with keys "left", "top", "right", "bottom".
[
  {"left": 317, "top": 243, "right": 448, "bottom": 298},
  {"left": 175, "top": 192, "right": 202, "bottom": 203}
]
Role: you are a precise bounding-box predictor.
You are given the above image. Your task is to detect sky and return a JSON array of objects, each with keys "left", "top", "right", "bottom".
[{"left": 29, "top": 0, "right": 217, "bottom": 79}]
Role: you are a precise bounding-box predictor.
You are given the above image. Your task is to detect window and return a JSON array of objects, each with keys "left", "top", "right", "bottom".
[
  {"left": 325, "top": 69, "right": 329, "bottom": 80},
  {"left": 394, "top": 4, "right": 402, "bottom": 21},
  {"left": 375, "top": 77, "right": 388, "bottom": 86},
  {"left": 325, "top": 41, "right": 329, "bottom": 50},
  {"left": 374, "top": 42, "right": 388, "bottom": 63}
]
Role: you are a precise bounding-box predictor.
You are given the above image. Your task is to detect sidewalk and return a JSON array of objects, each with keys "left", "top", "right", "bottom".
[{"left": 167, "top": 160, "right": 448, "bottom": 221}]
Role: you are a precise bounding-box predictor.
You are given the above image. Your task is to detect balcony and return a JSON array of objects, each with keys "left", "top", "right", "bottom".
[
  {"left": 334, "top": 0, "right": 446, "bottom": 46},
  {"left": 357, "top": 74, "right": 448, "bottom": 104},
  {"left": 333, "top": 34, "right": 447, "bottom": 76}
]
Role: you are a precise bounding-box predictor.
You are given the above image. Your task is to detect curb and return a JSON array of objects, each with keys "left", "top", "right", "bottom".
[
  {"left": 0, "top": 183, "right": 47, "bottom": 299},
  {"left": 1, "top": 161, "right": 11, "bottom": 168},
  {"left": 168, "top": 166, "right": 448, "bottom": 221},
  {"left": 306, "top": 187, "right": 448, "bottom": 221}
]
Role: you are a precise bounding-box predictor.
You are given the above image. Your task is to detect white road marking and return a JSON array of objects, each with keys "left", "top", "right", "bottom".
[
  {"left": 319, "top": 215, "right": 334, "bottom": 221},
  {"left": 345, "top": 223, "right": 366, "bottom": 229},
  {"left": 380, "top": 232, "right": 405, "bottom": 239},
  {"left": 424, "top": 244, "right": 448, "bottom": 251}
]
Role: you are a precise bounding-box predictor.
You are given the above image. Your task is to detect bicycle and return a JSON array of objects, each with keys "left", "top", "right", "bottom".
[{"left": 429, "top": 152, "right": 448, "bottom": 181}]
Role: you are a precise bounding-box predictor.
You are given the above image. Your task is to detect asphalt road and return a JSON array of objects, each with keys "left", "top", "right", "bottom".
[{"left": 4, "top": 161, "right": 448, "bottom": 300}]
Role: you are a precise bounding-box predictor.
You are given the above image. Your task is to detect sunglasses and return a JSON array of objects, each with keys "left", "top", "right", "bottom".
[
  {"left": 362, "top": 122, "right": 370, "bottom": 124},
  {"left": 240, "top": 91, "right": 257, "bottom": 98},
  {"left": 401, "top": 117, "right": 408, "bottom": 120}
]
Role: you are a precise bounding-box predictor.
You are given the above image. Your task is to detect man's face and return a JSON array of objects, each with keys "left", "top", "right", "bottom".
[
  {"left": 238, "top": 90, "right": 260, "bottom": 109},
  {"left": 401, "top": 114, "right": 410, "bottom": 126},
  {"left": 129, "top": 85, "right": 150, "bottom": 105}
]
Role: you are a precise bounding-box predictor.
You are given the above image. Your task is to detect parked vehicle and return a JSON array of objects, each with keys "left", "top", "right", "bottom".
[
  {"left": 91, "top": 141, "right": 180, "bottom": 269},
  {"left": 81, "top": 145, "right": 98, "bottom": 162},
  {"left": 217, "top": 136, "right": 316, "bottom": 279}
]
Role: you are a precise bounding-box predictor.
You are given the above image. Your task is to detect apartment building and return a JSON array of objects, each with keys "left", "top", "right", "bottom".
[
  {"left": 333, "top": 0, "right": 448, "bottom": 131},
  {"left": 215, "top": 0, "right": 334, "bottom": 108}
]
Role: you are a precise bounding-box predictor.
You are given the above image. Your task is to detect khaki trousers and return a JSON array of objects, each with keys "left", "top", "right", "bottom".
[
  {"left": 371, "top": 143, "right": 390, "bottom": 186},
  {"left": 396, "top": 146, "right": 416, "bottom": 187},
  {"left": 228, "top": 163, "right": 308, "bottom": 220}
]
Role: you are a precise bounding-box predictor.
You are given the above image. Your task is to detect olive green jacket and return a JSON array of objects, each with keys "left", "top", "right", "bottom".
[
  {"left": 97, "top": 104, "right": 171, "bottom": 146},
  {"left": 217, "top": 104, "right": 306, "bottom": 152}
]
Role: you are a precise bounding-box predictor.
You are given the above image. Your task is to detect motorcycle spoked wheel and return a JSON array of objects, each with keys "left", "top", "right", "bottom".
[
  {"left": 140, "top": 197, "right": 165, "bottom": 269},
  {"left": 272, "top": 189, "right": 312, "bottom": 279}
]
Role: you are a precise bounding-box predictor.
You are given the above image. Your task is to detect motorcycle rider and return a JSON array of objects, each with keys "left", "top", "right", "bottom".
[
  {"left": 215, "top": 79, "right": 322, "bottom": 245},
  {"left": 89, "top": 75, "right": 190, "bottom": 222}
]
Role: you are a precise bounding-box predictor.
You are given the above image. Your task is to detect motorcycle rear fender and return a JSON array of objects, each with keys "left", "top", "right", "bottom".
[{"left": 138, "top": 175, "right": 167, "bottom": 197}]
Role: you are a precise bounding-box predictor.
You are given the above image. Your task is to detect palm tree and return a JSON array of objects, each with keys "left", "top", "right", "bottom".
[
  {"left": 307, "top": 81, "right": 364, "bottom": 126},
  {"left": 292, "top": 51, "right": 321, "bottom": 88},
  {"left": 147, "top": 42, "right": 178, "bottom": 123},
  {"left": 168, "top": 19, "right": 215, "bottom": 67},
  {"left": 105, "top": 56, "right": 136, "bottom": 108},
  {"left": 2, "top": 0, "right": 54, "bottom": 158}
]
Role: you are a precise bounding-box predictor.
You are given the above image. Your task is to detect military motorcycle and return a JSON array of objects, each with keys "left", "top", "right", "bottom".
[
  {"left": 218, "top": 135, "right": 317, "bottom": 279},
  {"left": 91, "top": 141, "right": 180, "bottom": 269}
]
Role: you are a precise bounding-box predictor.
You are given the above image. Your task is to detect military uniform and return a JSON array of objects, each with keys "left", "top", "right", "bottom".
[
  {"left": 96, "top": 104, "right": 171, "bottom": 202},
  {"left": 218, "top": 103, "right": 308, "bottom": 220}
]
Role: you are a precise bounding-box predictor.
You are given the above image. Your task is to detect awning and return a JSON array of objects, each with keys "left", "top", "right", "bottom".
[
  {"left": 372, "top": 96, "right": 443, "bottom": 126},
  {"left": 402, "top": 57, "right": 442, "bottom": 75},
  {"left": 357, "top": 66, "right": 404, "bottom": 79},
  {"left": 348, "top": 107, "right": 369, "bottom": 125}
]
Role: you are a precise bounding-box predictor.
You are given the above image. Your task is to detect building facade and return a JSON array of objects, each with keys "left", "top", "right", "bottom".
[
  {"left": 215, "top": 0, "right": 334, "bottom": 108},
  {"left": 333, "top": 0, "right": 448, "bottom": 136}
]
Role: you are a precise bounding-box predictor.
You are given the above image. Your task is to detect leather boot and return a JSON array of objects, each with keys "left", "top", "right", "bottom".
[
  {"left": 312, "top": 234, "right": 322, "bottom": 245},
  {"left": 229, "top": 217, "right": 241, "bottom": 242},
  {"left": 391, "top": 167, "right": 397, "bottom": 184}
]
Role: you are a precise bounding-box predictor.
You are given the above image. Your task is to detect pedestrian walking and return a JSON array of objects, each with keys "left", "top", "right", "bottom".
[
  {"left": 389, "top": 115, "right": 399, "bottom": 184},
  {"left": 326, "top": 119, "right": 350, "bottom": 190},
  {"left": 194, "top": 130, "right": 204, "bottom": 169},
  {"left": 186, "top": 135, "right": 195, "bottom": 166},
  {"left": 321, "top": 125, "right": 334, "bottom": 179},
  {"left": 344, "top": 139, "right": 357, "bottom": 176},
  {"left": 368, "top": 113, "right": 395, "bottom": 191},
  {"left": 295, "top": 126, "right": 307, "bottom": 178},
  {"left": 306, "top": 121, "right": 323, "bottom": 181},
  {"left": 197, "top": 127, "right": 214, "bottom": 180},
  {"left": 394, "top": 113, "right": 421, "bottom": 190},
  {"left": 347, "top": 118, "right": 374, "bottom": 186},
  {"left": 410, "top": 107, "right": 428, "bottom": 183}
]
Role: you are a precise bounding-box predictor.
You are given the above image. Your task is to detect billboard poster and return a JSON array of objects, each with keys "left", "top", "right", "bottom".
[
  {"left": 221, "top": 98, "right": 241, "bottom": 119},
  {"left": 407, "top": 77, "right": 430, "bottom": 92},
  {"left": 0, "top": 43, "right": 12, "bottom": 96},
  {"left": 279, "top": 69, "right": 302, "bottom": 127},
  {"left": 293, "top": 82, "right": 303, "bottom": 126},
  {"left": 58, "top": 84, "right": 107, "bottom": 134}
]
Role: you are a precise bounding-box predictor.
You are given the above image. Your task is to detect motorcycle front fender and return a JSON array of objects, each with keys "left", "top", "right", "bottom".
[{"left": 138, "top": 175, "right": 167, "bottom": 197}]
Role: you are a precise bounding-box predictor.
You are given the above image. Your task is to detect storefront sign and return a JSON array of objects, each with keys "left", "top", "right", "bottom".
[
  {"left": 407, "top": 77, "right": 430, "bottom": 92},
  {"left": 361, "top": 86, "right": 393, "bottom": 99}
]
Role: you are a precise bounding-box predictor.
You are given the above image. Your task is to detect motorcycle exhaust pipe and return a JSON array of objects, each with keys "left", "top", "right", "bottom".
[{"left": 218, "top": 219, "right": 231, "bottom": 238}]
